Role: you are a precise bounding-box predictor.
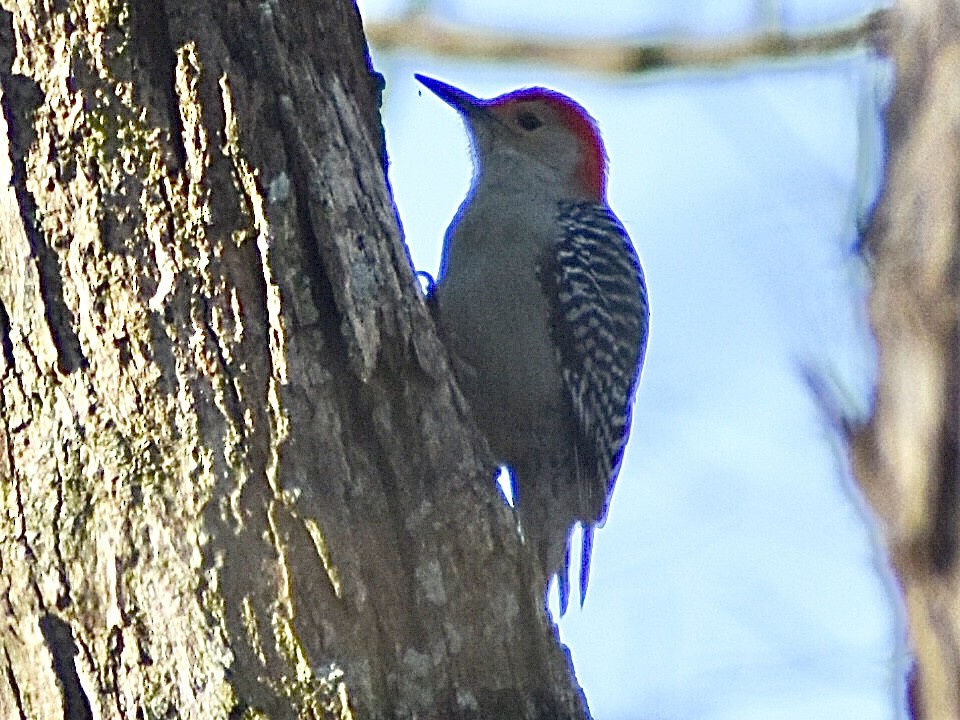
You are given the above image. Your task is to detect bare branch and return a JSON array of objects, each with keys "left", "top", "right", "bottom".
[{"left": 365, "top": 10, "right": 889, "bottom": 73}]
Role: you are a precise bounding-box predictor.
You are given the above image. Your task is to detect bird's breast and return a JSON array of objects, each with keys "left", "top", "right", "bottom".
[{"left": 435, "top": 243, "right": 567, "bottom": 463}]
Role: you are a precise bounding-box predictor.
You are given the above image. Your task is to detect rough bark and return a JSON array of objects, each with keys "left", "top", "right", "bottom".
[
  {"left": 855, "top": 1, "right": 960, "bottom": 717},
  {"left": 0, "top": 1, "right": 586, "bottom": 718}
]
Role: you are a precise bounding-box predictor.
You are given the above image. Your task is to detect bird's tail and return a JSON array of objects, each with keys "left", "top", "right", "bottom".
[
  {"left": 513, "top": 456, "right": 588, "bottom": 617},
  {"left": 557, "top": 542, "right": 572, "bottom": 616},
  {"left": 579, "top": 523, "right": 594, "bottom": 608},
  {"left": 557, "top": 523, "right": 595, "bottom": 616}
]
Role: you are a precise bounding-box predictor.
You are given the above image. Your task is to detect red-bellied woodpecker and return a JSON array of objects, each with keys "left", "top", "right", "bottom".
[{"left": 416, "top": 74, "right": 649, "bottom": 614}]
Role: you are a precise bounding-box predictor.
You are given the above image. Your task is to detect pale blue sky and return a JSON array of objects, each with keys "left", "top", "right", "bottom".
[{"left": 362, "top": 2, "right": 904, "bottom": 718}]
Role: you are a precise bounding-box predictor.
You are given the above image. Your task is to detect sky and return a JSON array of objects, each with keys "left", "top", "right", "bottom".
[{"left": 360, "top": 2, "right": 905, "bottom": 718}]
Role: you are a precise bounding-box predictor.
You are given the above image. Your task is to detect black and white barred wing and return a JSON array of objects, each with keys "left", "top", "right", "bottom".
[{"left": 545, "top": 201, "right": 649, "bottom": 525}]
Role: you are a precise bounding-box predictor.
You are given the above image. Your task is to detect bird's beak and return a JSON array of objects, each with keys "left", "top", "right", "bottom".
[{"left": 415, "top": 74, "right": 486, "bottom": 118}]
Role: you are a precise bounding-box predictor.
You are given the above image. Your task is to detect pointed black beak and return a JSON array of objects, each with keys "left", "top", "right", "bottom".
[{"left": 415, "top": 74, "right": 485, "bottom": 117}]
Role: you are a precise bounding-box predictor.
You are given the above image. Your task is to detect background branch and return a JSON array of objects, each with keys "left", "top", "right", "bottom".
[{"left": 366, "top": 9, "right": 889, "bottom": 73}]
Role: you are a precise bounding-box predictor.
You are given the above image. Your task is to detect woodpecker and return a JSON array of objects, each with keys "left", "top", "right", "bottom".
[{"left": 416, "top": 74, "right": 648, "bottom": 614}]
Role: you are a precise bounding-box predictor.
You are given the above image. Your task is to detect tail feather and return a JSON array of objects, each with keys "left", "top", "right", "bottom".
[
  {"left": 558, "top": 523, "right": 597, "bottom": 615},
  {"left": 579, "top": 523, "right": 594, "bottom": 607},
  {"left": 557, "top": 540, "right": 571, "bottom": 616}
]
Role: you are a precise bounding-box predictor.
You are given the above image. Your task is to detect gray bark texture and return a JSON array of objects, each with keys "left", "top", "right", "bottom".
[
  {"left": 855, "top": 1, "right": 960, "bottom": 718},
  {"left": 0, "top": 1, "right": 587, "bottom": 718}
]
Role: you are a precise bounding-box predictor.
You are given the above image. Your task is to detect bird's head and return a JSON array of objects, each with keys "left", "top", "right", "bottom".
[{"left": 416, "top": 74, "right": 608, "bottom": 203}]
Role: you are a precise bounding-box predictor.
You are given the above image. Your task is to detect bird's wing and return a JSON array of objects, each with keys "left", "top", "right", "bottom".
[{"left": 540, "top": 200, "right": 649, "bottom": 606}]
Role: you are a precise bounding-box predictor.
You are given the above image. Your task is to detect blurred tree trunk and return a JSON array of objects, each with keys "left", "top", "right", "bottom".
[
  {"left": 0, "top": 1, "right": 586, "bottom": 718},
  {"left": 855, "top": 1, "right": 960, "bottom": 718}
]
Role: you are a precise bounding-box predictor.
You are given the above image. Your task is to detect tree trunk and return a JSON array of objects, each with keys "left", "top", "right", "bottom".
[
  {"left": 855, "top": 1, "right": 960, "bottom": 717},
  {"left": 0, "top": 1, "right": 586, "bottom": 718}
]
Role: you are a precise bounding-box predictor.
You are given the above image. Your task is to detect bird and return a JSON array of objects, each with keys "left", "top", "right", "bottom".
[{"left": 416, "top": 74, "right": 649, "bottom": 614}]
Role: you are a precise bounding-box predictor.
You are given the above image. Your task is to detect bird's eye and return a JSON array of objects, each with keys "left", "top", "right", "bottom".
[{"left": 516, "top": 112, "right": 543, "bottom": 131}]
